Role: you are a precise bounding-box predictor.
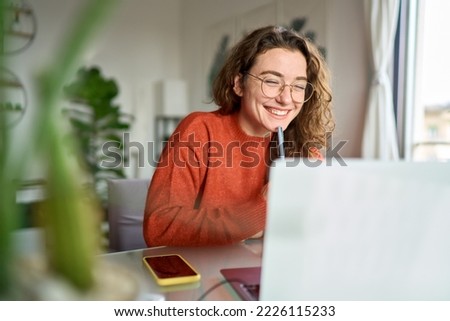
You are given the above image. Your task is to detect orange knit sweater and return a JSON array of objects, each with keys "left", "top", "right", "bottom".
[{"left": 143, "top": 111, "right": 270, "bottom": 246}]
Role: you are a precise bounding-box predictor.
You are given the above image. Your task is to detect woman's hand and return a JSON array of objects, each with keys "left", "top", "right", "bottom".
[
  {"left": 249, "top": 230, "right": 264, "bottom": 239},
  {"left": 261, "top": 183, "right": 269, "bottom": 200}
]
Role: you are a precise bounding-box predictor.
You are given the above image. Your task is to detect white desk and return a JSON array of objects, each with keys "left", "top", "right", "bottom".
[{"left": 101, "top": 239, "right": 263, "bottom": 301}]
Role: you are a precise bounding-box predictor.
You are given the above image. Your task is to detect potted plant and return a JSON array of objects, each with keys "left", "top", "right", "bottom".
[
  {"left": 63, "top": 66, "right": 133, "bottom": 206},
  {"left": 0, "top": 0, "right": 137, "bottom": 300}
]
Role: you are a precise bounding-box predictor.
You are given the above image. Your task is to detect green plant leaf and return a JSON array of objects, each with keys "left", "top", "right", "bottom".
[{"left": 63, "top": 65, "right": 133, "bottom": 208}]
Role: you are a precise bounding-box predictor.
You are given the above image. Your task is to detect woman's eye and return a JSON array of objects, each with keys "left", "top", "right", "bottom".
[
  {"left": 293, "top": 83, "right": 307, "bottom": 91},
  {"left": 264, "top": 79, "right": 281, "bottom": 86}
]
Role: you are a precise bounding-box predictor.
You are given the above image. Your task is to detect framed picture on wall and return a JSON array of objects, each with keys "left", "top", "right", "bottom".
[
  {"left": 203, "top": 18, "right": 237, "bottom": 102},
  {"left": 281, "top": 0, "right": 327, "bottom": 58}
]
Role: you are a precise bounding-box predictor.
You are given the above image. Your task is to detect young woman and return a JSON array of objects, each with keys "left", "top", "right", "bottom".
[{"left": 143, "top": 25, "right": 334, "bottom": 246}]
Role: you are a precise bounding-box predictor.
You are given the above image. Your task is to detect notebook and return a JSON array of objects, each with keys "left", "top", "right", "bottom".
[{"left": 221, "top": 159, "right": 450, "bottom": 300}]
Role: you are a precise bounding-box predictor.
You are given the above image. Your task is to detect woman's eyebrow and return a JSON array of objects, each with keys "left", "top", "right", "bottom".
[
  {"left": 260, "top": 70, "right": 308, "bottom": 81},
  {"left": 260, "top": 70, "right": 282, "bottom": 77}
]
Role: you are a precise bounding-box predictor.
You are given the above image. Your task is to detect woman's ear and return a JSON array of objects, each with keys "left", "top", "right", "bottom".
[{"left": 233, "top": 74, "right": 243, "bottom": 97}]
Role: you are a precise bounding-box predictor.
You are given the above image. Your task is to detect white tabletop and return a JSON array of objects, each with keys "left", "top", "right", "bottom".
[{"left": 101, "top": 239, "right": 263, "bottom": 301}]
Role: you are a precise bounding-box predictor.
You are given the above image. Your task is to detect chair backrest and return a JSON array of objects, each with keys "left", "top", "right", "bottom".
[{"left": 107, "top": 178, "right": 150, "bottom": 252}]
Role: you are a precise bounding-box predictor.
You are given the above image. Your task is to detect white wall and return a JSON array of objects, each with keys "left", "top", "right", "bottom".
[
  {"left": 88, "top": 0, "right": 184, "bottom": 178},
  {"left": 10, "top": 0, "right": 183, "bottom": 180},
  {"left": 7, "top": 0, "right": 90, "bottom": 181},
  {"left": 9, "top": 0, "right": 369, "bottom": 183},
  {"left": 326, "top": 0, "right": 370, "bottom": 157}
]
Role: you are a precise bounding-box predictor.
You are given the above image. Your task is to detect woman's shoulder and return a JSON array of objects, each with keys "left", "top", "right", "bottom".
[
  {"left": 181, "top": 110, "right": 224, "bottom": 124},
  {"left": 172, "top": 110, "right": 237, "bottom": 143},
  {"left": 163, "top": 111, "right": 228, "bottom": 150},
  {"left": 177, "top": 110, "right": 232, "bottom": 131}
]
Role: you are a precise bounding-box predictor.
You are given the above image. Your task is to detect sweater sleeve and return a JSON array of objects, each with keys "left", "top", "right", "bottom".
[{"left": 143, "top": 114, "right": 266, "bottom": 247}]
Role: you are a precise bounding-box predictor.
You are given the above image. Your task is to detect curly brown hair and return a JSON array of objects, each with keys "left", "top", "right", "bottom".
[{"left": 212, "top": 25, "right": 334, "bottom": 159}]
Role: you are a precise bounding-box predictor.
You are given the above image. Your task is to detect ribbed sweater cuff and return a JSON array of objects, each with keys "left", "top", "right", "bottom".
[{"left": 238, "top": 196, "right": 267, "bottom": 234}]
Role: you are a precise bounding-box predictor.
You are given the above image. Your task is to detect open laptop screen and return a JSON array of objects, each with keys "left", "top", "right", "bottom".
[{"left": 259, "top": 159, "right": 450, "bottom": 300}]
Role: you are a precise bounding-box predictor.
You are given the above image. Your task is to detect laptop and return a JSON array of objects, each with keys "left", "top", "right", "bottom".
[{"left": 221, "top": 159, "right": 450, "bottom": 300}]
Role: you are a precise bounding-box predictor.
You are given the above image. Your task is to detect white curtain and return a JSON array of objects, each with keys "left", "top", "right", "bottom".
[{"left": 362, "top": 0, "right": 400, "bottom": 160}]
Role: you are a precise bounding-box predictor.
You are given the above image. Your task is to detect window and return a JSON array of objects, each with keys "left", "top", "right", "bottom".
[{"left": 397, "top": 0, "right": 450, "bottom": 161}]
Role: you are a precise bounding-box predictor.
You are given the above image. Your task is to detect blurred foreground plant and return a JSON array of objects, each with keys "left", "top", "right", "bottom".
[{"left": 0, "top": 0, "right": 118, "bottom": 297}]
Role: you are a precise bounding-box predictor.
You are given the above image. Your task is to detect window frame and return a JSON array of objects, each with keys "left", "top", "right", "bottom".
[{"left": 393, "top": 0, "right": 419, "bottom": 160}]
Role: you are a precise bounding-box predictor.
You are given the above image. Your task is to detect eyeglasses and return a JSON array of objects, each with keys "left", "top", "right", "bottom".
[{"left": 246, "top": 72, "right": 314, "bottom": 103}]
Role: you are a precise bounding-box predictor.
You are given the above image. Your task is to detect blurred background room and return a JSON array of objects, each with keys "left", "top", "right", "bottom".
[{"left": 2, "top": 0, "right": 449, "bottom": 272}]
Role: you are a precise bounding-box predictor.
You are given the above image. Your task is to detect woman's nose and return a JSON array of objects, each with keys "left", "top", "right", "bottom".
[{"left": 276, "top": 85, "right": 293, "bottom": 104}]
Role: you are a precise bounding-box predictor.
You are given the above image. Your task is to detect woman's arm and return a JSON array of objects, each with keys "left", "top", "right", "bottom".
[{"left": 143, "top": 116, "right": 266, "bottom": 247}]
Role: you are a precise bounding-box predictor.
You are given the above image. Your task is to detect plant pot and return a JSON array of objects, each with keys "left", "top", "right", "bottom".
[{"left": 12, "top": 255, "right": 138, "bottom": 300}]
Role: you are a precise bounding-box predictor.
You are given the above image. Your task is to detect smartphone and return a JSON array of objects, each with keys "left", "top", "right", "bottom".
[{"left": 142, "top": 254, "right": 201, "bottom": 286}]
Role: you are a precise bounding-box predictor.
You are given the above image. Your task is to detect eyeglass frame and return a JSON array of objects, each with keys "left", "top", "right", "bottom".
[{"left": 245, "top": 72, "right": 314, "bottom": 103}]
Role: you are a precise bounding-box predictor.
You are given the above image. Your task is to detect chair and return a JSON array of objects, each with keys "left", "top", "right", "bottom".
[{"left": 107, "top": 178, "right": 150, "bottom": 252}]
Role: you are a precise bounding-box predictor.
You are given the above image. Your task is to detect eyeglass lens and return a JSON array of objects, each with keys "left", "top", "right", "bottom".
[{"left": 261, "top": 77, "right": 313, "bottom": 103}]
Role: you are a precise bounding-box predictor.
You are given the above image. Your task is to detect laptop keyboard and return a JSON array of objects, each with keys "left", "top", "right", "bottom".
[{"left": 241, "top": 283, "right": 260, "bottom": 301}]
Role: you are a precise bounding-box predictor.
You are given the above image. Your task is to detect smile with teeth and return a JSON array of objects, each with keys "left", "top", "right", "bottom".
[{"left": 266, "top": 107, "right": 289, "bottom": 116}]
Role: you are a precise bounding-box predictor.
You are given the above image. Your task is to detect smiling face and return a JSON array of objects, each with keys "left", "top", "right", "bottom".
[{"left": 233, "top": 48, "right": 308, "bottom": 137}]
